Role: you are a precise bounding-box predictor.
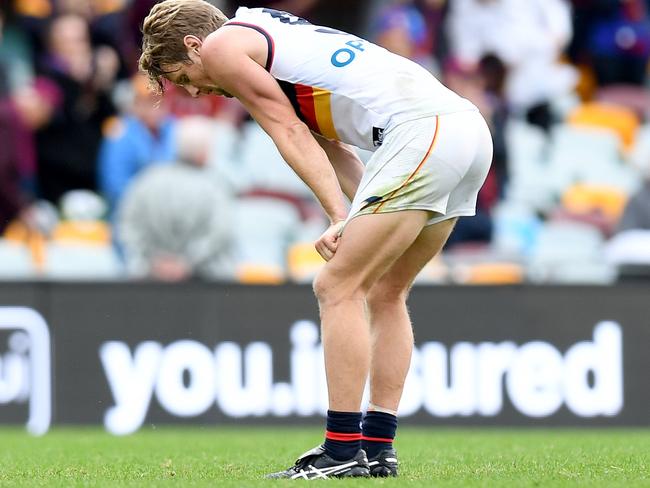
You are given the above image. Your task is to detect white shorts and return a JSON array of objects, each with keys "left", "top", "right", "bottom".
[{"left": 347, "top": 109, "right": 493, "bottom": 226}]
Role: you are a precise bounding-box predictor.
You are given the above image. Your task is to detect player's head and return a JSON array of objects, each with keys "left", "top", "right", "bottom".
[{"left": 139, "top": 0, "right": 228, "bottom": 94}]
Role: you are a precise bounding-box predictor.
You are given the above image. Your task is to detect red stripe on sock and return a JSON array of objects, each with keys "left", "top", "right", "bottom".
[
  {"left": 361, "top": 435, "right": 394, "bottom": 443},
  {"left": 326, "top": 431, "right": 362, "bottom": 442}
]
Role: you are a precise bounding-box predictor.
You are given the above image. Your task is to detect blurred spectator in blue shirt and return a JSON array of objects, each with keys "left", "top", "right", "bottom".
[
  {"left": 372, "top": 2, "right": 433, "bottom": 71},
  {"left": 371, "top": 0, "right": 449, "bottom": 74},
  {"left": 98, "top": 73, "right": 176, "bottom": 217},
  {"left": 570, "top": 0, "right": 650, "bottom": 86}
]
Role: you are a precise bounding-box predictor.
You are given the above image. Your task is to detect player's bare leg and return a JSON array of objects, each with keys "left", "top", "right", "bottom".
[
  {"left": 366, "top": 217, "right": 458, "bottom": 411},
  {"left": 313, "top": 210, "right": 431, "bottom": 412},
  {"left": 267, "top": 210, "right": 431, "bottom": 479},
  {"left": 361, "top": 217, "right": 457, "bottom": 476}
]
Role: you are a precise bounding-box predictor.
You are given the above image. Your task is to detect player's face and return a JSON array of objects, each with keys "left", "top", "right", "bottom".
[{"left": 164, "top": 62, "right": 232, "bottom": 98}]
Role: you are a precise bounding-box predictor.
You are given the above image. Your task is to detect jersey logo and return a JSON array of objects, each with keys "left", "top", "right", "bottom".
[
  {"left": 262, "top": 8, "right": 310, "bottom": 25},
  {"left": 373, "top": 127, "right": 385, "bottom": 147}
]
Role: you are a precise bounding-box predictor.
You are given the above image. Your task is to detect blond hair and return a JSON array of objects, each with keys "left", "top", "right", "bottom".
[{"left": 139, "top": 0, "right": 228, "bottom": 92}]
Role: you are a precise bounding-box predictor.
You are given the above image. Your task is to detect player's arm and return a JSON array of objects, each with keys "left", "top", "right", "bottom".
[
  {"left": 312, "top": 134, "right": 364, "bottom": 202},
  {"left": 200, "top": 28, "right": 348, "bottom": 225}
]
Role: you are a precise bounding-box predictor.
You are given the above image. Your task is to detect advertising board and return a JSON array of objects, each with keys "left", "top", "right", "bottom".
[{"left": 1, "top": 283, "right": 648, "bottom": 434}]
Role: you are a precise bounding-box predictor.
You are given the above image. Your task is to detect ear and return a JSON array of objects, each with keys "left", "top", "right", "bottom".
[{"left": 183, "top": 35, "right": 203, "bottom": 53}]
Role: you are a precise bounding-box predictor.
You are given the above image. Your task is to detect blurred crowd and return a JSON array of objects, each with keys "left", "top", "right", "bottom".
[{"left": 1, "top": 0, "right": 650, "bottom": 284}]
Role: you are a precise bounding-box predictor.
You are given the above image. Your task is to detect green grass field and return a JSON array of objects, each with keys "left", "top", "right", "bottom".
[{"left": 0, "top": 427, "right": 648, "bottom": 487}]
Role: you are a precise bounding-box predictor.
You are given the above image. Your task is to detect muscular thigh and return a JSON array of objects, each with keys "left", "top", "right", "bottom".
[
  {"left": 370, "top": 218, "right": 457, "bottom": 297},
  {"left": 317, "top": 210, "right": 430, "bottom": 296}
]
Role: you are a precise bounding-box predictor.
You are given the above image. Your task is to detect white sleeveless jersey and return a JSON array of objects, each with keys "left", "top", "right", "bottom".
[{"left": 224, "top": 7, "right": 475, "bottom": 151}]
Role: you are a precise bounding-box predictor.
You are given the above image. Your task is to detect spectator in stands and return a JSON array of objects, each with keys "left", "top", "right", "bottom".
[
  {"left": 0, "top": 7, "right": 8, "bottom": 96},
  {"left": 414, "top": 0, "right": 449, "bottom": 66},
  {"left": 98, "top": 73, "right": 177, "bottom": 217},
  {"left": 447, "top": 0, "right": 577, "bottom": 130},
  {"left": 124, "top": 0, "right": 159, "bottom": 71},
  {"left": 477, "top": 53, "right": 509, "bottom": 199},
  {"left": 117, "top": 117, "right": 235, "bottom": 282},
  {"left": 570, "top": 0, "right": 650, "bottom": 86},
  {"left": 0, "top": 1, "right": 34, "bottom": 90},
  {"left": 0, "top": 10, "right": 23, "bottom": 232},
  {"left": 12, "top": 0, "right": 131, "bottom": 76},
  {"left": 35, "top": 13, "right": 118, "bottom": 205},
  {"left": 0, "top": 8, "right": 38, "bottom": 234},
  {"left": 373, "top": 3, "right": 430, "bottom": 66},
  {"left": 372, "top": 0, "right": 447, "bottom": 73},
  {"left": 0, "top": 98, "right": 35, "bottom": 234}
]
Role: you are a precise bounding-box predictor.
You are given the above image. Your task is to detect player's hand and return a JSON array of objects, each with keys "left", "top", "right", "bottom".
[{"left": 314, "top": 220, "right": 345, "bottom": 261}]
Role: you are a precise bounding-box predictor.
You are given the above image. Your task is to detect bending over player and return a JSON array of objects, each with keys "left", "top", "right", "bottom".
[{"left": 140, "top": 0, "right": 492, "bottom": 479}]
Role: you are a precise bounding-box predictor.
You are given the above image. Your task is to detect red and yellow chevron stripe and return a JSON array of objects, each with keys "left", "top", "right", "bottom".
[{"left": 294, "top": 84, "right": 339, "bottom": 140}]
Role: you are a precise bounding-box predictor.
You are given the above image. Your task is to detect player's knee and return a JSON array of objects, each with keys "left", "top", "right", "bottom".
[
  {"left": 313, "top": 269, "right": 341, "bottom": 305},
  {"left": 313, "top": 268, "right": 364, "bottom": 306}
]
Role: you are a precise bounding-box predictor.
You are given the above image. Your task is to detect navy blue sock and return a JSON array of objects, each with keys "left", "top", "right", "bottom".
[
  {"left": 323, "top": 410, "right": 362, "bottom": 461},
  {"left": 362, "top": 411, "right": 397, "bottom": 458}
]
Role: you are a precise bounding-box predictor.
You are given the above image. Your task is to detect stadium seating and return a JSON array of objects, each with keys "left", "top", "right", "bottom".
[
  {"left": 0, "top": 239, "right": 36, "bottom": 279},
  {"left": 545, "top": 124, "right": 636, "bottom": 192},
  {"left": 567, "top": 102, "right": 640, "bottom": 150},
  {"left": 233, "top": 197, "right": 302, "bottom": 276},
  {"left": 504, "top": 120, "right": 553, "bottom": 211},
  {"left": 451, "top": 262, "right": 524, "bottom": 285},
  {"left": 235, "top": 263, "right": 286, "bottom": 284},
  {"left": 561, "top": 184, "right": 628, "bottom": 225},
  {"left": 42, "top": 242, "right": 123, "bottom": 280},
  {"left": 51, "top": 221, "right": 112, "bottom": 245},
  {"left": 491, "top": 201, "right": 543, "bottom": 256},
  {"left": 413, "top": 256, "right": 449, "bottom": 284},
  {"left": 527, "top": 221, "right": 615, "bottom": 284},
  {"left": 237, "top": 122, "right": 313, "bottom": 196},
  {"left": 629, "top": 124, "right": 650, "bottom": 173},
  {"left": 596, "top": 85, "right": 650, "bottom": 122},
  {"left": 605, "top": 230, "right": 650, "bottom": 266}
]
